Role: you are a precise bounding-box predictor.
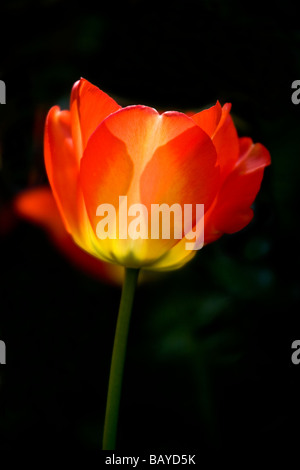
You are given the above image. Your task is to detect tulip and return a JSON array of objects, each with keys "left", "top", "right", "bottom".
[
  {"left": 44, "top": 78, "right": 270, "bottom": 271},
  {"left": 44, "top": 78, "right": 270, "bottom": 450}
]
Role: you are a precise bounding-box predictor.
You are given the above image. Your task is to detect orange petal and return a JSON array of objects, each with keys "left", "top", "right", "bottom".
[
  {"left": 212, "top": 103, "right": 239, "bottom": 178},
  {"left": 204, "top": 138, "right": 271, "bottom": 242},
  {"left": 191, "top": 101, "right": 222, "bottom": 137},
  {"left": 140, "top": 124, "right": 219, "bottom": 258},
  {"left": 44, "top": 106, "right": 81, "bottom": 238},
  {"left": 237, "top": 137, "right": 271, "bottom": 173},
  {"left": 80, "top": 105, "right": 219, "bottom": 266},
  {"left": 141, "top": 125, "right": 218, "bottom": 210},
  {"left": 80, "top": 105, "right": 200, "bottom": 225},
  {"left": 101, "top": 106, "right": 217, "bottom": 206},
  {"left": 193, "top": 102, "right": 239, "bottom": 179},
  {"left": 79, "top": 114, "right": 134, "bottom": 235},
  {"left": 70, "top": 78, "right": 121, "bottom": 156},
  {"left": 102, "top": 107, "right": 197, "bottom": 168}
]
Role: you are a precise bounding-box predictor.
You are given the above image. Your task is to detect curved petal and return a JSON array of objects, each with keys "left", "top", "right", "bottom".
[
  {"left": 80, "top": 104, "right": 199, "bottom": 224},
  {"left": 80, "top": 119, "right": 134, "bottom": 226},
  {"left": 101, "top": 105, "right": 217, "bottom": 205},
  {"left": 144, "top": 236, "right": 198, "bottom": 271},
  {"left": 204, "top": 138, "right": 271, "bottom": 243},
  {"left": 44, "top": 105, "right": 80, "bottom": 237},
  {"left": 141, "top": 125, "right": 218, "bottom": 210},
  {"left": 212, "top": 103, "right": 239, "bottom": 178},
  {"left": 237, "top": 137, "right": 271, "bottom": 173},
  {"left": 70, "top": 78, "right": 121, "bottom": 159},
  {"left": 80, "top": 105, "right": 219, "bottom": 267},
  {"left": 44, "top": 105, "right": 101, "bottom": 258},
  {"left": 193, "top": 103, "right": 239, "bottom": 179},
  {"left": 140, "top": 124, "right": 219, "bottom": 259},
  {"left": 191, "top": 101, "right": 222, "bottom": 137}
]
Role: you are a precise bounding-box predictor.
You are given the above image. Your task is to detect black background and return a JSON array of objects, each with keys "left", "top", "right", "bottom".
[{"left": 0, "top": 0, "right": 300, "bottom": 456}]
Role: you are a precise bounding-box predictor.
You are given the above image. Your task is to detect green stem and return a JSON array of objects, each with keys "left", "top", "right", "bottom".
[{"left": 102, "top": 267, "right": 140, "bottom": 450}]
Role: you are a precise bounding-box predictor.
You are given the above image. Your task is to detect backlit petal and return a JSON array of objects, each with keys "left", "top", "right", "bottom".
[
  {"left": 204, "top": 138, "right": 271, "bottom": 242},
  {"left": 191, "top": 101, "right": 222, "bottom": 136},
  {"left": 80, "top": 105, "right": 219, "bottom": 267},
  {"left": 44, "top": 105, "right": 100, "bottom": 256},
  {"left": 44, "top": 105, "right": 80, "bottom": 236},
  {"left": 70, "top": 78, "right": 121, "bottom": 157},
  {"left": 140, "top": 123, "right": 219, "bottom": 259},
  {"left": 212, "top": 104, "right": 239, "bottom": 178}
]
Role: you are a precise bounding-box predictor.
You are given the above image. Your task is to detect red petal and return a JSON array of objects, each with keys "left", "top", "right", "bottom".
[
  {"left": 140, "top": 122, "right": 218, "bottom": 257},
  {"left": 191, "top": 101, "right": 222, "bottom": 137},
  {"left": 204, "top": 138, "right": 271, "bottom": 242},
  {"left": 211, "top": 103, "right": 239, "bottom": 179},
  {"left": 70, "top": 78, "right": 121, "bottom": 156},
  {"left": 140, "top": 122, "right": 219, "bottom": 221},
  {"left": 44, "top": 106, "right": 81, "bottom": 237},
  {"left": 192, "top": 102, "right": 239, "bottom": 179},
  {"left": 80, "top": 105, "right": 219, "bottom": 264},
  {"left": 237, "top": 137, "right": 271, "bottom": 173},
  {"left": 79, "top": 112, "right": 134, "bottom": 234}
]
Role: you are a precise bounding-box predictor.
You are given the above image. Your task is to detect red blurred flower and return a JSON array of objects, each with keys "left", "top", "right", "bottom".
[
  {"left": 44, "top": 78, "right": 270, "bottom": 270},
  {"left": 13, "top": 187, "right": 123, "bottom": 284}
]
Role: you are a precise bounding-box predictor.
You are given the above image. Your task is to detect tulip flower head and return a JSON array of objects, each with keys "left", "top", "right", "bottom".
[
  {"left": 44, "top": 78, "right": 270, "bottom": 271},
  {"left": 43, "top": 78, "right": 271, "bottom": 450}
]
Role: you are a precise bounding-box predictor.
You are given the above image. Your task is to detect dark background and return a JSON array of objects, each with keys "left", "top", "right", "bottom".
[{"left": 0, "top": 0, "right": 300, "bottom": 456}]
